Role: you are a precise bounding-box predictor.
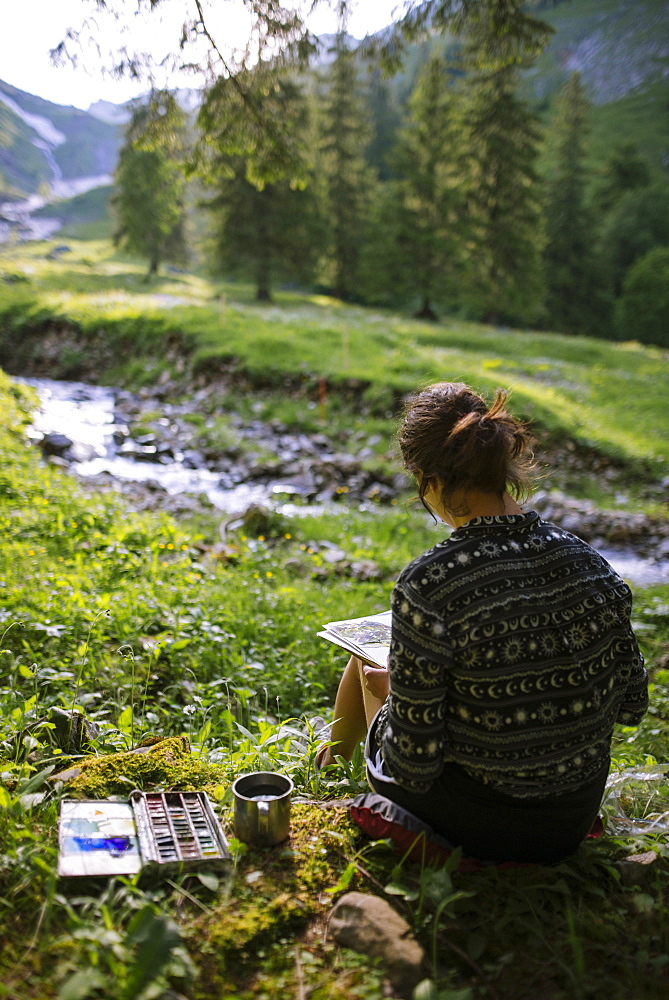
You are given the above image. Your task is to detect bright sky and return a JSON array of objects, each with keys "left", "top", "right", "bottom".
[{"left": 0, "top": 0, "right": 405, "bottom": 111}]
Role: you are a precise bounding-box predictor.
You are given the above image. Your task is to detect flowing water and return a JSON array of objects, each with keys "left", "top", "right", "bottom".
[
  {"left": 22, "top": 377, "right": 277, "bottom": 514},
  {"left": 20, "top": 376, "right": 669, "bottom": 587}
]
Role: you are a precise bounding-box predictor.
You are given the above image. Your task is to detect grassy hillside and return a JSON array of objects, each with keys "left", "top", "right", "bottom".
[
  {"left": 33, "top": 184, "right": 113, "bottom": 240},
  {"left": 1, "top": 239, "right": 667, "bottom": 491},
  {"left": 0, "top": 101, "right": 52, "bottom": 198}
]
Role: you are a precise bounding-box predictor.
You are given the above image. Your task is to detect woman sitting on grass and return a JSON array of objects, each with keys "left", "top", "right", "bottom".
[{"left": 320, "top": 382, "right": 647, "bottom": 864}]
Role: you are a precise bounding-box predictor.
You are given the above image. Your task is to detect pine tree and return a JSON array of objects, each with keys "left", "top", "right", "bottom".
[
  {"left": 208, "top": 168, "right": 324, "bottom": 303},
  {"left": 204, "top": 77, "right": 324, "bottom": 302},
  {"left": 112, "top": 92, "right": 188, "bottom": 278},
  {"left": 319, "top": 30, "right": 375, "bottom": 301},
  {"left": 393, "top": 53, "right": 464, "bottom": 319},
  {"left": 365, "top": 65, "right": 402, "bottom": 182},
  {"left": 592, "top": 142, "right": 652, "bottom": 217},
  {"left": 457, "top": 1, "right": 549, "bottom": 324},
  {"left": 543, "top": 73, "right": 602, "bottom": 335}
]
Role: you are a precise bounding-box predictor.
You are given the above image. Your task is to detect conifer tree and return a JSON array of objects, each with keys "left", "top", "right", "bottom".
[
  {"left": 543, "top": 73, "right": 601, "bottom": 335},
  {"left": 112, "top": 92, "right": 188, "bottom": 278},
  {"left": 365, "top": 65, "right": 402, "bottom": 182},
  {"left": 592, "top": 142, "right": 652, "bottom": 217},
  {"left": 393, "top": 53, "right": 463, "bottom": 319},
  {"left": 319, "top": 28, "right": 375, "bottom": 300},
  {"left": 457, "top": 1, "right": 549, "bottom": 324},
  {"left": 203, "top": 77, "right": 324, "bottom": 302}
]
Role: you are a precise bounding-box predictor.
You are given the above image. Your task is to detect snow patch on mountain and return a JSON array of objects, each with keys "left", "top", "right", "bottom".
[{"left": 0, "top": 89, "right": 66, "bottom": 145}]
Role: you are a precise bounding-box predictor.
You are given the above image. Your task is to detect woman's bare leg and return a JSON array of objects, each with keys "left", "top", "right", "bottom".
[{"left": 319, "top": 656, "right": 385, "bottom": 767}]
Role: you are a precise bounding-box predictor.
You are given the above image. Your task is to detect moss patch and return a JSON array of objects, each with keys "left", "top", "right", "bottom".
[
  {"left": 186, "top": 802, "right": 388, "bottom": 998},
  {"left": 52, "top": 737, "right": 228, "bottom": 797}
]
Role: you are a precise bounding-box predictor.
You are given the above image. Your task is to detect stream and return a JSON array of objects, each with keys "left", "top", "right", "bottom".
[
  {"left": 20, "top": 376, "right": 669, "bottom": 588},
  {"left": 21, "top": 377, "right": 301, "bottom": 515}
]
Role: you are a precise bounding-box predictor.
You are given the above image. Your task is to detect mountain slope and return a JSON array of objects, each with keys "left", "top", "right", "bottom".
[
  {"left": 531, "top": 0, "right": 669, "bottom": 174},
  {"left": 1, "top": 0, "right": 666, "bottom": 209},
  {"left": 0, "top": 79, "right": 121, "bottom": 199}
]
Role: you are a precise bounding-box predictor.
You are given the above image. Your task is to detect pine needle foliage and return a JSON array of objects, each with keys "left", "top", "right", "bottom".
[{"left": 112, "top": 92, "right": 189, "bottom": 278}]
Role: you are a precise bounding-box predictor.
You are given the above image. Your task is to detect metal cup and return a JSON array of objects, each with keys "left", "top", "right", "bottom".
[{"left": 231, "top": 771, "right": 293, "bottom": 847}]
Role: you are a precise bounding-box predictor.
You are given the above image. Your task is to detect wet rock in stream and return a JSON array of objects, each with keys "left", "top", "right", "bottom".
[{"left": 532, "top": 489, "right": 669, "bottom": 558}]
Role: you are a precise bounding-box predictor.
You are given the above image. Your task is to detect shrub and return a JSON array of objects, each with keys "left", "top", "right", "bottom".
[{"left": 616, "top": 245, "right": 669, "bottom": 347}]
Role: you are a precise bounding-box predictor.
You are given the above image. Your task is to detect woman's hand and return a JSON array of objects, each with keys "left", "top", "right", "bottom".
[{"left": 362, "top": 664, "right": 390, "bottom": 701}]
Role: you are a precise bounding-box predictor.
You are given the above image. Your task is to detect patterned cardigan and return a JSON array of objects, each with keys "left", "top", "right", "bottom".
[{"left": 374, "top": 511, "right": 648, "bottom": 799}]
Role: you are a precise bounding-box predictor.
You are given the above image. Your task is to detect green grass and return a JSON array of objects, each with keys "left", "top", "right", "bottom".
[
  {"left": 1, "top": 240, "right": 667, "bottom": 494},
  {"left": 0, "top": 351, "right": 668, "bottom": 999}
]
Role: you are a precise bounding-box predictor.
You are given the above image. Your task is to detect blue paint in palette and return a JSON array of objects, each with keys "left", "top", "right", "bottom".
[{"left": 71, "top": 836, "right": 134, "bottom": 853}]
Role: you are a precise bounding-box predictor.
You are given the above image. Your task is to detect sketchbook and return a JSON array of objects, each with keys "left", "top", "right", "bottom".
[{"left": 318, "top": 609, "right": 391, "bottom": 669}]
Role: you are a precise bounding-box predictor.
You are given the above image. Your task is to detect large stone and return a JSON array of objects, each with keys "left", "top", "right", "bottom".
[
  {"left": 613, "top": 851, "right": 661, "bottom": 887},
  {"left": 39, "top": 431, "right": 72, "bottom": 456},
  {"left": 328, "top": 891, "right": 426, "bottom": 996}
]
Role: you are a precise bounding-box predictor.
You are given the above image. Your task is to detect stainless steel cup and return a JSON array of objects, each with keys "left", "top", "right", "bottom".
[{"left": 231, "top": 771, "right": 293, "bottom": 847}]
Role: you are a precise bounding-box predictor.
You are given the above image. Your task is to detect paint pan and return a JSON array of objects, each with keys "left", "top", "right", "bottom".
[{"left": 58, "top": 791, "right": 230, "bottom": 878}]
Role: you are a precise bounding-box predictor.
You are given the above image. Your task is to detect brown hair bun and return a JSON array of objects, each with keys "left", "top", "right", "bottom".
[{"left": 399, "top": 382, "right": 535, "bottom": 515}]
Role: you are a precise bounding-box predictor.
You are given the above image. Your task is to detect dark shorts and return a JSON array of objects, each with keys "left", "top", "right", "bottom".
[{"left": 365, "top": 715, "right": 609, "bottom": 864}]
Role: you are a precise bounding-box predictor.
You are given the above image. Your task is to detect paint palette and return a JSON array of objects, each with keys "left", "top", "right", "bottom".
[{"left": 58, "top": 791, "right": 230, "bottom": 878}]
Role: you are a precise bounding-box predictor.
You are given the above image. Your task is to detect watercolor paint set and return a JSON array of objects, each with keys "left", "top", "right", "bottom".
[{"left": 58, "top": 790, "right": 230, "bottom": 878}]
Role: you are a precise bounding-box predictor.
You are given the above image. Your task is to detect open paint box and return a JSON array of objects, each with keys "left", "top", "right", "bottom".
[{"left": 58, "top": 790, "right": 230, "bottom": 878}]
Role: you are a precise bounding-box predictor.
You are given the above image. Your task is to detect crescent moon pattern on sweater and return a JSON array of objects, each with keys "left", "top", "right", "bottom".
[{"left": 374, "top": 511, "right": 648, "bottom": 798}]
